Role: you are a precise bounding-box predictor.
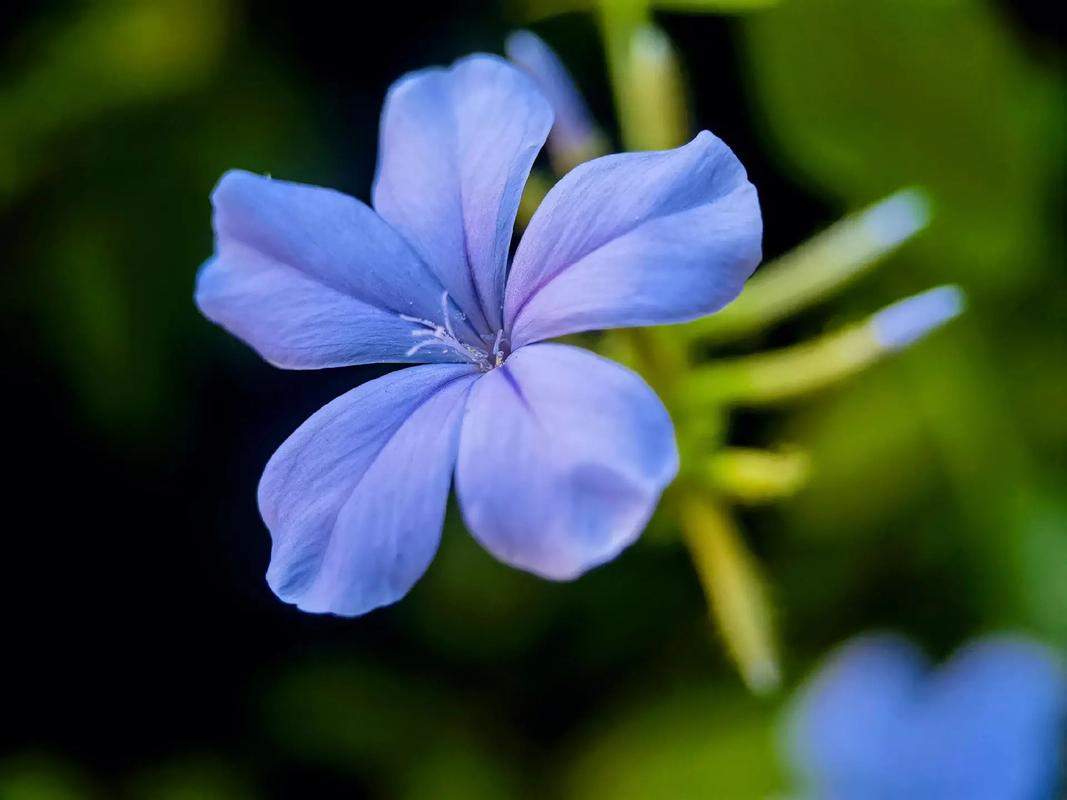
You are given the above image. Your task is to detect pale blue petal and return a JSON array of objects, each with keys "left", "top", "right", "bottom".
[
  {"left": 504, "top": 131, "right": 762, "bottom": 348},
  {"left": 373, "top": 55, "right": 553, "bottom": 334},
  {"left": 259, "top": 364, "right": 478, "bottom": 616},
  {"left": 455, "top": 343, "right": 677, "bottom": 580},
  {"left": 199, "top": 170, "right": 480, "bottom": 367},
  {"left": 785, "top": 634, "right": 1066, "bottom": 800},
  {"left": 784, "top": 634, "right": 927, "bottom": 800},
  {"left": 907, "top": 636, "right": 1065, "bottom": 800},
  {"left": 196, "top": 251, "right": 461, "bottom": 368},
  {"left": 505, "top": 30, "right": 601, "bottom": 170}
]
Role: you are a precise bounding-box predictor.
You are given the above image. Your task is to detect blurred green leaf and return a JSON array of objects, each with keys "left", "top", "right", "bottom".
[
  {"left": 10, "top": 7, "right": 322, "bottom": 443},
  {"left": 520, "top": 0, "right": 779, "bottom": 19},
  {"left": 654, "top": 0, "right": 780, "bottom": 10},
  {"left": 565, "top": 682, "right": 786, "bottom": 799},
  {"left": 780, "top": 362, "right": 938, "bottom": 540},
  {"left": 0, "top": 0, "right": 229, "bottom": 197},
  {"left": 126, "top": 759, "right": 255, "bottom": 800},
  {"left": 0, "top": 756, "right": 89, "bottom": 800},
  {"left": 404, "top": 503, "right": 562, "bottom": 661},
  {"left": 742, "top": 0, "right": 1063, "bottom": 293},
  {"left": 263, "top": 658, "right": 520, "bottom": 796},
  {"left": 1017, "top": 491, "right": 1067, "bottom": 643},
  {"left": 399, "top": 746, "right": 518, "bottom": 800}
]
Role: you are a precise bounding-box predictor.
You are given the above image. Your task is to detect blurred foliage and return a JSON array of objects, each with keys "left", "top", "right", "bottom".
[
  {"left": 743, "top": 0, "right": 1062, "bottom": 291},
  {"left": 264, "top": 658, "right": 521, "bottom": 799},
  {"left": 741, "top": 0, "right": 1067, "bottom": 646},
  {"left": 0, "top": 757, "right": 88, "bottom": 800},
  {"left": 124, "top": 759, "right": 256, "bottom": 800},
  {"left": 0, "top": 0, "right": 228, "bottom": 197},
  {"left": 564, "top": 682, "right": 785, "bottom": 799},
  {"left": 3, "top": 0, "right": 322, "bottom": 442}
]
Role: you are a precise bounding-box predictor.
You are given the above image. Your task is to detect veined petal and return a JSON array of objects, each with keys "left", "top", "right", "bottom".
[
  {"left": 196, "top": 250, "right": 462, "bottom": 369},
  {"left": 455, "top": 344, "right": 677, "bottom": 580},
  {"left": 260, "top": 363, "right": 478, "bottom": 616},
  {"left": 373, "top": 55, "right": 553, "bottom": 334},
  {"left": 212, "top": 170, "right": 455, "bottom": 321},
  {"left": 505, "top": 131, "right": 762, "bottom": 348},
  {"left": 199, "top": 169, "right": 480, "bottom": 368}
]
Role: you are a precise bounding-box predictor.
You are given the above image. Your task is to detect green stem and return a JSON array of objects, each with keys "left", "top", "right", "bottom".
[
  {"left": 680, "top": 324, "right": 883, "bottom": 407},
  {"left": 679, "top": 492, "right": 780, "bottom": 693}
]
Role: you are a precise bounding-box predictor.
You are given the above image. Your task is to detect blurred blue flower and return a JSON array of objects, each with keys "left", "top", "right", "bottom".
[
  {"left": 195, "top": 54, "right": 762, "bottom": 616},
  {"left": 506, "top": 30, "right": 604, "bottom": 171},
  {"left": 783, "top": 633, "right": 1066, "bottom": 800}
]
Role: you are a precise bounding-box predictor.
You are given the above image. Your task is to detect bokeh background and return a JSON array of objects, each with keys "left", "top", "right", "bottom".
[{"left": 2, "top": 1, "right": 1063, "bottom": 797}]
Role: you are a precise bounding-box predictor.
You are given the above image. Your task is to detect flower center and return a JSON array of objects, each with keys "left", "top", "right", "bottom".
[{"left": 400, "top": 291, "right": 507, "bottom": 372}]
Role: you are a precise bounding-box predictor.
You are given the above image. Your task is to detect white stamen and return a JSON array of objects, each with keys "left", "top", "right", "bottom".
[
  {"left": 405, "top": 339, "right": 445, "bottom": 358},
  {"left": 440, "top": 291, "right": 456, "bottom": 340},
  {"left": 399, "top": 312, "right": 438, "bottom": 328},
  {"left": 397, "top": 298, "right": 506, "bottom": 372}
]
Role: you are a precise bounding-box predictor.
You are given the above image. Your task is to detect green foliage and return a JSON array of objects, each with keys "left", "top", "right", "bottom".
[
  {"left": 565, "top": 683, "right": 786, "bottom": 800},
  {"left": 743, "top": 0, "right": 1062, "bottom": 292},
  {"left": 742, "top": 0, "right": 1067, "bottom": 643},
  {"left": 0, "top": 757, "right": 88, "bottom": 800},
  {"left": 264, "top": 659, "right": 522, "bottom": 799}
]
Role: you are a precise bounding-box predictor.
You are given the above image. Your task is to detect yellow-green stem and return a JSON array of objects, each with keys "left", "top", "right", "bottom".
[{"left": 679, "top": 492, "right": 780, "bottom": 693}]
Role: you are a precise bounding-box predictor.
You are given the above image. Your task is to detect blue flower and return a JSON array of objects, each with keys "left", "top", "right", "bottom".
[
  {"left": 195, "top": 55, "right": 762, "bottom": 616},
  {"left": 505, "top": 30, "right": 605, "bottom": 171},
  {"left": 783, "top": 633, "right": 1066, "bottom": 800}
]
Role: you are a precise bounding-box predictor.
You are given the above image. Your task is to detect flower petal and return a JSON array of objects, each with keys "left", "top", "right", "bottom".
[
  {"left": 198, "top": 169, "right": 482, "bottom": 368},
  {"left": 504, "top": 131, "right": 762, "bottom": 348},
  {"left": 908, "top": 636, "right": 1065, "bottom": 800},
  {"left": 455, "top": 343, "right": 677, "bottom": 580},
  {"left": 505, "top": 30, "right": 604, "bottom": 172},
  {"left": 785, "top": 634, "right": 1067, "bottom": 800},
  {"left": 373, "top": 55, "right": 553, "bottom": 334},
  {"left": 196, "top": 250, "right": 462, "bottom": 369},
  {"left": 260, "top": 364, "right": 478, "bottom": 616},
  {"left": 784, "top": 635, "right": 927, "bottom": 799}
]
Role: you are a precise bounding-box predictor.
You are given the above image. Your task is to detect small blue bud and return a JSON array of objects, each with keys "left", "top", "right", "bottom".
[
  {"left": 861, "top": 188, "right": 931, "bottom": 248},
  {"left": 871, "top": 285, "right": 965, "bottom": 351}
]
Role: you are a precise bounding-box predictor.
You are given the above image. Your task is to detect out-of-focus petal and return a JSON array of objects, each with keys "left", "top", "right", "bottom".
[
  {"left": 504, "top": 131, "right": 762, "bottom": 348},
  {"left": 259, "top": 364, "right": 478, "bottom": 616},
  {"left": 907, "top": 636, "right": 1066, "bottom": 800},
  {"left": 505, "top": 30, "right": 604, "bottom": 172},
  {"left": 200, "top": 170, "right": 481, "bottom": 367},
  {"left": 784, "top": 634, "right": 927, "bottom": 799},
  {"left": 373, "top": 55, "right": 553, "bottom": 334},
  {"left": 785, "top": 634, "right": 1066, "bottom": 800},
  {"left": 455, "top": 343, "right": 677, "bottom": 580}
]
